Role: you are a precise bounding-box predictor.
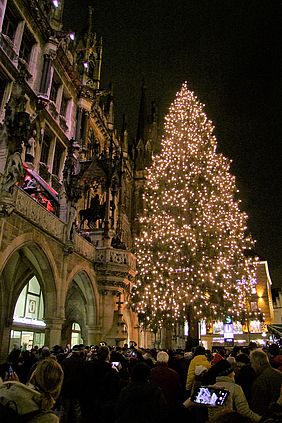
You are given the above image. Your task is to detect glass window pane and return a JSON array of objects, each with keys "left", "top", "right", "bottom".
[
  {"left": 14, "top": 285, "right": 27, "bottom": 318},
  {"left": 9, "top": 331, "right": 21, "bottom": 351},
  {"left": 25, "top": 294, "right": 39, "bottom": 319},
  {"left": 38, "top": 292, "right": 44, "bottom": 320},
  {"left": 28, "top": 276, "right": 40, "bottom": 295}
]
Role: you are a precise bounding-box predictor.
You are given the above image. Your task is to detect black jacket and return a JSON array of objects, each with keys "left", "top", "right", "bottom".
[{"left": 115, "top": 381, "right": 167, "bottom": 423}]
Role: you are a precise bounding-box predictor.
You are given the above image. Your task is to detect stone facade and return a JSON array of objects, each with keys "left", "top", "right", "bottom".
[{"left": 0, "top": 0, "right": 159, "bottom": 360}]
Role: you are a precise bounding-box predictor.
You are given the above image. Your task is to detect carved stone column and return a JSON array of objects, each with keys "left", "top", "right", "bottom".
[
  {"left": 0, "top": 321, "right": 12, "bottom": 362},
  {"left": 44, "top": 317, "right": 64, "bottom": 347},
  {"left": 85, "top": 325, "right": 103, "bottom": 346}
]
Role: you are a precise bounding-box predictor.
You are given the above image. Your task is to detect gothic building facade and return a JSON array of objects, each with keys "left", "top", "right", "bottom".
[{"left": 0, "top": 0, "right": 159, "bottom": 360}]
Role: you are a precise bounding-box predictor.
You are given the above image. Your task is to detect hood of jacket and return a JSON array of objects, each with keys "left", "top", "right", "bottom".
[{"left": 0, "top": 381, "right": 43, "bottom": 415}]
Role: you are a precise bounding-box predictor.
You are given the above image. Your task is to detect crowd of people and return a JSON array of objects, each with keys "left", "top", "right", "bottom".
[{"left": 0, "top": 341, "right": 282, "bottom": 422}]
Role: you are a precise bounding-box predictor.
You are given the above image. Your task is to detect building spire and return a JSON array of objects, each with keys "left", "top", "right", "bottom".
[
  {"left": 50, "top": 0, "right": 64, "bottom": 31},
  {"left": 136, "top": 79, "right": 147, "bottom": 145}
]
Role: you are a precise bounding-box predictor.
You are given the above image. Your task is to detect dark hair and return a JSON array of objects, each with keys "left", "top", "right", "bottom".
[
  {"left": 213, "top": 359, "right": 233, "bottom": 377},
  {"left": 235, "top": 353, "right": 250, "bottom": 365},
  {"left": 194, "top": 346, "right": 206, "bottom": 356},
  {"left": 131, "top": 362, "right": 151, "bottom": 382},
  {"left": 268, "top": 344, "right": 280, "bottom": 356},
  {"left": 97, "top": 346, "right": 110, "bottom": 361}
]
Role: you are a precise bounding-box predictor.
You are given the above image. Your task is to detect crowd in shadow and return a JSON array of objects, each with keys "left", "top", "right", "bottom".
[{"left": 0, "top": 341, "right": 282, "bottom": 422}]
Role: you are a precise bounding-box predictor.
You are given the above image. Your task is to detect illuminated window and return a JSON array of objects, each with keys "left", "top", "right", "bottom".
[
  {"left": 250, "top": 302, "right": 258, "bottom": 311},
  {"left": 71, "top": 322, "right": 83, "bottom": 346},
  {"left": 213, "top": 321, "right": 223, "bottom": 335},
  {"left": 251, "top": 286, "right": 257, "bottom": 295},
  {"left": 14, "top": 276, "right": 44, "bottom": 322},
  {"left": 249, "top": 320, "right": 261, "bottom": 333}
]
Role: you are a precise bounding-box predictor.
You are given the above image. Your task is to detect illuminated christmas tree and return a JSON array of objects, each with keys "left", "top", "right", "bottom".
[{"left": 131, "top": 82, "right": 257, "bottom": 330}]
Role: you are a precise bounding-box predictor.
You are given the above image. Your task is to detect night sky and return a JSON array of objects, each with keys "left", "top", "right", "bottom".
[{"left": 64, "top": 0, "right": 282, "bottom": 288}]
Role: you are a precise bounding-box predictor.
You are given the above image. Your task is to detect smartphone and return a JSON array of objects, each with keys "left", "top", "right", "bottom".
[
  {"left": 8, "top": 365, "right": 13, "bottom": 376},
  {"left": 191, "top": 386, "right": 229, "bottom": 407},
  {"left": 111, "top": 361, "right": 121, "bottom": 369}
]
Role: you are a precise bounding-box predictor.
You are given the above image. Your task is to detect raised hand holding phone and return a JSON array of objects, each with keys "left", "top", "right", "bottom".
[{"left": 191, "top": 386, "right": 230, "bottom": 407}]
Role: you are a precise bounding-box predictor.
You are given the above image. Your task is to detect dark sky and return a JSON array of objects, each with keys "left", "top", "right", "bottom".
[{"left": 64, "top": 0, "right": 282, "bottom": 288}]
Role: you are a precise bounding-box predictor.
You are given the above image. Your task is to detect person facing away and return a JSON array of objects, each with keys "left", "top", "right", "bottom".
[
  {"left": 234, "top": 353, "right": 256, "bottom": 405},
  {"left": 150, "top": 351, "right": 182, "bottom": 411},
  {"left": 81, "top": 345, "right": 120, "bottom": 423},
  {"left": 60, "top": 344, "right": 86, "bottom": 423},
  {"left": 115, "top": 362, "right": 168, "bottom": 423},
  {"left": 208, "top": 358, "right": 261, "bottom": 422},
  {"left": 250, "top": 348, "right": 282, "bottom": 415},
  {"left": 0, "top": 357, "right": 64, "bottom": 422},
  {"left": 186, "top": 345, "right": 211, "bottom": 393}
]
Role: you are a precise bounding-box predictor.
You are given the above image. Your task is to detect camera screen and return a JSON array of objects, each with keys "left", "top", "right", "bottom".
[
  {"left": 111, "top": 362, "right": 121, "bottom": 369},
  {"left": 191, "top": 386, "right": 229, "bottom": 407}
]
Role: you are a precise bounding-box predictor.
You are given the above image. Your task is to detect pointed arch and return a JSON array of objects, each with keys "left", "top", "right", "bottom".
[{"left": 0, "top": 232, "right": 59, "bottom": 320}]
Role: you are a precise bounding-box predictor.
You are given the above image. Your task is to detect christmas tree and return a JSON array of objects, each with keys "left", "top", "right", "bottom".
[{"left": 131, "top": 82, "right": 257, "bottom": 330}]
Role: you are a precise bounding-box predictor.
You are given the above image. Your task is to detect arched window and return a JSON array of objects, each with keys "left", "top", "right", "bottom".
[
  {"left": 10, "top": 277, "right": 46, "bottom": 351},
  {"left": 13, "top": 276, "right": 45, "bottom": 325},
  {"left": 71, "top": 322, "right": 83, "bottom": 346}
]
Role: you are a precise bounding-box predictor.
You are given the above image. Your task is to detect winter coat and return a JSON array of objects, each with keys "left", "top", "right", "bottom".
[
  {"left": 0, "top": 381, "right": 58, "bottom": 422},
  {"left": 186, "top": 354, "right": 211, "bottom": 391},
  {"left": 60, "top": 353, "right": 86, "bottom": 399},
  {"left": 208, "top": 375, "right": 261, "bottom": 422},
  {"left": 150, "top": 363, "right": 182, "bottom": 408},
  {"left": 251, "top": 364, "right": 282, "bottom": 415},
  {"left": 115, "top": 380, "right": 167, "bottom": 423},
  {"left": 81, "top": 359, "right": 121, "bottom": 422}
]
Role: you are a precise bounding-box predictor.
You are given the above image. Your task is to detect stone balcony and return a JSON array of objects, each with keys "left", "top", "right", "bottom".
[{"left": 14, "top": 188, "right": 136, "bottom": 284}]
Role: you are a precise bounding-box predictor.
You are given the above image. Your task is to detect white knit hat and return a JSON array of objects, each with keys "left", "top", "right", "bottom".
[{"left": 195, "top": 365, "right": 208, "bottom": 376}]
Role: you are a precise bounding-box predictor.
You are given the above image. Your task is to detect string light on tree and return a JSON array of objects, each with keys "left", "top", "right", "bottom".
[{"left": 131, "top": 82, "right": 258, "bottom": 330}]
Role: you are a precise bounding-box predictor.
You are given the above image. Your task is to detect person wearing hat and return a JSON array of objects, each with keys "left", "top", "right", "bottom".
[{"left": 208, "top": 359, "right": 261, "bottom": 422}]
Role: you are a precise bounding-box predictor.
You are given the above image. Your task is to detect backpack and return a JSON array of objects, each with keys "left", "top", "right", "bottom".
[{"left": 0, "top": 398, "right": 54, "bottom": 422}]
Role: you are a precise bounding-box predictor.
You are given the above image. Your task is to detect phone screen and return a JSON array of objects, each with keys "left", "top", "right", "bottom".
[
  {"left": 111, "top": 361, "right": 121, "bottom": 369},
  {"left": 191, "top": 386, "right": 229, "bottom": 407}
]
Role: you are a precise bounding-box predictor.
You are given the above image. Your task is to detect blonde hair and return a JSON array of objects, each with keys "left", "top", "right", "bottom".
[
  {"left": 157, "top": 351, "right": 169, "bottom": 364},
  {"left": 28, "top": 358, "right": 64, "bottom": 410}
]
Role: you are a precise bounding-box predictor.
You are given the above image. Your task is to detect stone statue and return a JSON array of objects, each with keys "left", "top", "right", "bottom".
[
  {"left": 1, "top": 152, "right": 24, "bottom": 194},
  {"left": 25, "top": 130, "right": 36, "bottom": 164}
]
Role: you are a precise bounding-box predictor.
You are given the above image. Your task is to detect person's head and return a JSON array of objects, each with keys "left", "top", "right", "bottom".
[
  {"left": 40, "top": 346, "right": 51, "bottom": 359},
  {"left": 156, "top": 351, "right": 169, "bottom": 365},
  {"left": 131, "top": 362, "right": 151, "bottom": 383},
  {"left": 235, "top": 353, "right": 250, "bottom": 365},
  {"left": 193, "top": 346, "right": 206, "bottom": 357},
  {"left": 213, "top": 359, "right": 235, "bottom": 379},
  {"left": 268, "top": 343, "right": 280, "bottom": 358},
  {"left": 97, "top": 345, "right": 110, "bottom": 362},
  {"left": 28, "top": 358, "right": 64, "bottom": 409},
  {"left": 71, "top": 344, "right": 81, "bottom": 355},
  {"left": 250, "top": 349, "right": 269, "bottom": 374}
]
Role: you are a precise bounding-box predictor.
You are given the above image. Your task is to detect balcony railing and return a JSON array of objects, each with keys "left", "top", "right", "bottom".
[
  {"left": 95, "top": 247, "right": 136, "bottom": 270},
  {"left": 15, "top": 187, "right": 64, "bottom": 241}
]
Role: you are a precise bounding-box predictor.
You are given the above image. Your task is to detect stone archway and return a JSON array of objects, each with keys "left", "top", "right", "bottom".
[
  {"left": 0, "top": 240, "right": 58, "bottom": 361},
  {"left": 63, "top": 271, "right": 98, "bottom": 347}
]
